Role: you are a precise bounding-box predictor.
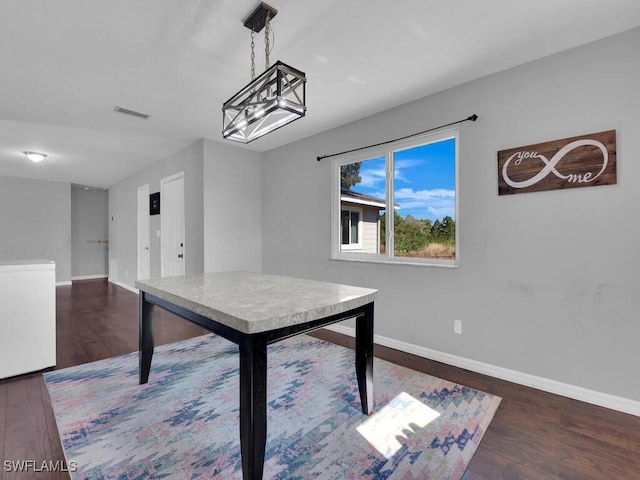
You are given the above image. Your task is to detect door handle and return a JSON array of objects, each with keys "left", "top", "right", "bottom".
[{"left": 178, "top": 254, "right": 184, "bottom": 259}]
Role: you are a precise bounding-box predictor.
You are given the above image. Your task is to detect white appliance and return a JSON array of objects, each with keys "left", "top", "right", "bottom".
[{"left": 0, "top": 260, "right": 56, "bottom": 379}]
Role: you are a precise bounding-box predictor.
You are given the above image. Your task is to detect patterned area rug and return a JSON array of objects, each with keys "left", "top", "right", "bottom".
[{"left": 44, "top": 334, "right": 501, "bottom": 479}]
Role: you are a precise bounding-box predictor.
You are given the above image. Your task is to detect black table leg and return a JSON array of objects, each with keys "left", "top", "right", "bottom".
[
  {"left": 239, "top": 334, "right": 268, "bottom": 480},
  {"left": 139, "top": 292, "right": 155, "bottom": 385},
  {"left": 355, "top": 302, "right": 374, "bottom": 415}
]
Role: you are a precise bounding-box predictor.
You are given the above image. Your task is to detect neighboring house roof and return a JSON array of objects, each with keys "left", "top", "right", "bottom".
[{"left": 341, "top": 187, "right": 385, "bottom": 209}]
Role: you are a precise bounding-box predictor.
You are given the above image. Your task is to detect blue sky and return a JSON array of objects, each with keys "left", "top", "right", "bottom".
[{"left": 352, "top": 138, "right": 456, "bottom": 221}]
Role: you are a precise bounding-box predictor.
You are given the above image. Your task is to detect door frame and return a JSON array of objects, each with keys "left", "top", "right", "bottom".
[
  {"left": 160, "top": 172, "right": 185, "bottom": 277},
  {"left": 137, "top": 184, "right": 151, "bottom": 281}
]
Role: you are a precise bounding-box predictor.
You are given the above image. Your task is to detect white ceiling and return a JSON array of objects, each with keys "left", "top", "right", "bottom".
[{"left": 2, "top": 0, "right": 640, "bottom": 190}]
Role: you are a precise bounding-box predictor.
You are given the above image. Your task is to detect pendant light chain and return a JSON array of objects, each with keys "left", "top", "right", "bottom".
[
  {"left": 249, "top": 13, "right": 273, "bottom": 80},
  {"left": 264, "top": 13, "right": 271, "bottom": 70},
  {"left": 250, "top": 29, "right": 256, "bottom": 81}
]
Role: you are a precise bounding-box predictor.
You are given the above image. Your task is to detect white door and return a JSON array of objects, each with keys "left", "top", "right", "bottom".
[
  {"left": 161, "top": 173, "right": 185, "bottom": 277},
  {"left": 137, "top": 184, "right": 151, "bottom": 280}
]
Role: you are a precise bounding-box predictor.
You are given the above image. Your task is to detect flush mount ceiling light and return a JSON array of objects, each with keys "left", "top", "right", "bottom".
[
  {"left": 222, "top": 2, "right": 306, "bottom": 143},
  {"left": 23, "top": 151, "right": 47, "bottom": 163}
]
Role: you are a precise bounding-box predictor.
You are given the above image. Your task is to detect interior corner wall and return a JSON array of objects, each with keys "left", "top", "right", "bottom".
[
  {"left": 0, "top": 176, "right": 71, "bottom": 284},
  {"left": 261, "top": 27, "right": 640, "bottom": 403},
  {"left": 71, "top": 186, "right": 109, "bottom": 278},
  {"left": 108, "top": 139, "right": 205, "bottom": 290},
  {"left": 203, "top": 139, "right": 262, "bottom": 273}
]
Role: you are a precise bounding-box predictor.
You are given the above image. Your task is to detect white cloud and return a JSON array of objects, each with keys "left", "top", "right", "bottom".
[
  {"left": 393, "top": 158, "right": 423, "bottom": 183},
  {"left": 394, "top": 188, "right": 455, "bottom": 219},
  {"left": 395, "top": 188, "right": 455, "bottom": 200},
  {"left": 359, "top": 166, "right": 386, "bottom": 188},
  {"left": 358, "top": 158, "right": 423, "bottom": 188}
]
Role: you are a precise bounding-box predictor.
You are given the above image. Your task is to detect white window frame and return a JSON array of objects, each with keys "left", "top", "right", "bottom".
[
  {"left": 331, "top": 127, "right": 459, "bottom": 267},
  {"left": 340, "top": 205, "right": 363, "bottom": 251}
]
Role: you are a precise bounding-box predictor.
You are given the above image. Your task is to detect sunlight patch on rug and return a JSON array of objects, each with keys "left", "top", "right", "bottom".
[
  {"left": 357, "top": 391, "right": 441, "bottom": 459},
  {"left": 44, "top": 334, "right": 501, "bottom": 479}
]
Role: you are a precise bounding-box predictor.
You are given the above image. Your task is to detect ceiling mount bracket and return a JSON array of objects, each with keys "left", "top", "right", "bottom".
[{"left": 243, "top": 2, "right": 277, "bottom": 33}]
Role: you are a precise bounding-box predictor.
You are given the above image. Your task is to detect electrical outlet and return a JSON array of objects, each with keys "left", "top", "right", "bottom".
[{"left": 453, "top": 319, "right": 462, "bottom": 335}]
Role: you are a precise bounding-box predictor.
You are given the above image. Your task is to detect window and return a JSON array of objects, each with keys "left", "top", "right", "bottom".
[
  {"left": 332, "top": 129, "right": 458, "bottom": 266},
  {"left": 341, "top": 206, "right": 362, "bottom": 250}
]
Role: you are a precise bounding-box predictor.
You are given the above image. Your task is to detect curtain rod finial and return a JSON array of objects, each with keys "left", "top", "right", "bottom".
[{"left": 469, "top": 114, "right": 478, "bottom": 122}]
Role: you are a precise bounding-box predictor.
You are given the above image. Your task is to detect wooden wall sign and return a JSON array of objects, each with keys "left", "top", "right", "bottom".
[{"left": 497, "top": 130, "right": 616, "bottom": 195}]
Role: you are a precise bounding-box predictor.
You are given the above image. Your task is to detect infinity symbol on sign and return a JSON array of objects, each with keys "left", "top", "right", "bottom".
[{"left": 502, "top": 139, "right": 608, "bottom": 189}]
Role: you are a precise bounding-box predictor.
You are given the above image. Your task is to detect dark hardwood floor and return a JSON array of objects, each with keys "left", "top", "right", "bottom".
[{"left": 1, "top": 279, "right": 639, "bottom": 479}]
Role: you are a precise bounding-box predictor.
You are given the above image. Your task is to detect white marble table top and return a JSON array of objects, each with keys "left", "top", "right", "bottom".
[{"left": 136, "top": 272, "right": 378, "bottom": 334}]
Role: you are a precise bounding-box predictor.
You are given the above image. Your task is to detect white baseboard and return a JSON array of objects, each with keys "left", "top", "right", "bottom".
[
  {"left": 107, "top": 278, "right": 139, "bottom": 294},
  {"left": 71, "top": 274, "right": 108, "bottom": 281},
  {"left": 325, "top": 324, "right": 640, "bottom": 417},
  {"left": 55, "top": 281, "right": 72, "bottom": 286}
]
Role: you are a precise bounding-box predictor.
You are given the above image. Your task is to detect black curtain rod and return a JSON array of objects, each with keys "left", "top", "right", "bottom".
[{"left": 316, "top": 114, "right": 478, "bottom": 161}]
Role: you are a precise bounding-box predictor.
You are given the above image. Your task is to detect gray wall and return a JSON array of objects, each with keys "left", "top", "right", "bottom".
[
  {"left": 108, "top": 140, "right": 205, "bottom": 288},
  {"left": 71, "top": 186, "right": 108, "bottom": 278},
  {"left": 108, "top": 138, "right": 262, "bottom": 290},
  {"left": 0, "top": 176, "right": 71, "bottom": 283},
  {"left": 261, "top": 28, "right": 640, "bottom": 403},
  {"left": 203, "top": 139, "right": 262, "bottom": 273}
]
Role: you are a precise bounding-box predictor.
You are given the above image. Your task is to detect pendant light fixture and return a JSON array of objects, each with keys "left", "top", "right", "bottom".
[{"left": 222, "top": 2, "right": 307, "bottom": 143}]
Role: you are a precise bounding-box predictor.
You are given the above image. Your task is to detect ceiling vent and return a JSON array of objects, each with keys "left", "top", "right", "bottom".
[{"left": 114, "top": 106, "right": 151, "bottom": 119}]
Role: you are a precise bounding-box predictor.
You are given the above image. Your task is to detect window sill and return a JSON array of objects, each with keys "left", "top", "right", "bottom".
[
  {"left": 330, "top": 255, "right": 458, "bottom": 268},
  {"left": 340, "top": 244, "right": 363, "bottom": 251}
]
